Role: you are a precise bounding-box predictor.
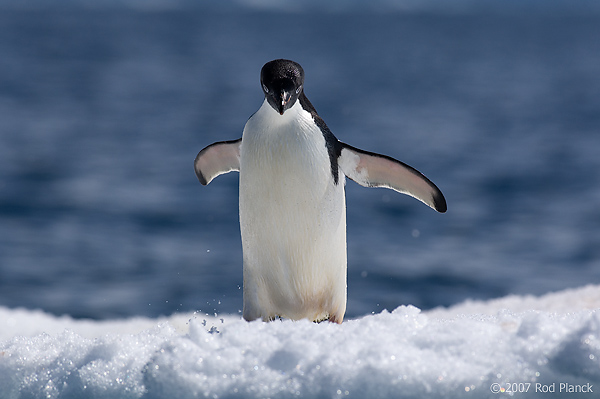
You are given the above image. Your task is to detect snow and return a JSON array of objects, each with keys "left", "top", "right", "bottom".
[{"left": 1, "top": 286, "right": 600, "bottom": 398}]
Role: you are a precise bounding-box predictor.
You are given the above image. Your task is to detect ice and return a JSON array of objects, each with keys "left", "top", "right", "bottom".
[{"left": 1, "top": 285, "right": 599, "bottom": 398}]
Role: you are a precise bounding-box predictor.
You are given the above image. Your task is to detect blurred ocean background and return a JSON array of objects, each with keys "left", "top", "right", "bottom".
[{"left": 0, "top": 0, "right": 598, "bottom": 320}]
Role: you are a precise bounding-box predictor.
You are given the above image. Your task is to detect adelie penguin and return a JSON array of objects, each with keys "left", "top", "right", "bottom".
[{"left": 194, "top": 59, "right": 446, "bottom": 324}]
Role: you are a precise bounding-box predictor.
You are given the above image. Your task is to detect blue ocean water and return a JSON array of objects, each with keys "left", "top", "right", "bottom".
[{"left": 0, "top": 4, "right": 599, "bottom": 320}]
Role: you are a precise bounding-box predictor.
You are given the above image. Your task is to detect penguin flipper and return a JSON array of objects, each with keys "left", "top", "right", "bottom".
[
  {"left": 194, "top": 138, "right": 242, "bottom": 185},
  {"left": 339, "top": 143, "right": 447, "bottom": 213}
]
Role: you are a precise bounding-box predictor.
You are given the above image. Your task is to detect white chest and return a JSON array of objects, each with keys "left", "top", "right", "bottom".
[
  {"left": 238, "top": 100, "right": 347, "bottom": 322},
  {"left": 240, "top": 100, "right": 332, "bottom": 194}
]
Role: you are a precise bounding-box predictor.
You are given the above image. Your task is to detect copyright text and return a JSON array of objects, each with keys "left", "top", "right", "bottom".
[{"left": 490, "top": 382, "right": 593, "bottom": 394}]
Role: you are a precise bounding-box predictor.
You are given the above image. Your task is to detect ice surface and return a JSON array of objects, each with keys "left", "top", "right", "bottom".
[{"left": 1, "top": 285, "right": 599, "bottom": 398}]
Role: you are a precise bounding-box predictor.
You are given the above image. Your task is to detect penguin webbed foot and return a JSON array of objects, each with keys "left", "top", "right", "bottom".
[
  {"left": 262, "top": 314, "right": 342, "bottom": 324},
  {"left": 314, "top": 314, "right": 342, "bottom": 324}
]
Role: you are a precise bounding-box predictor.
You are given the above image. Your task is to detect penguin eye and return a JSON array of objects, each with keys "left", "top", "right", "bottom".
[
  {"left": 262, "top": 84, "right": 269, "bottom": 93},
  {"left": 295, "top": 85, "right": 302, "bottom": 94}
]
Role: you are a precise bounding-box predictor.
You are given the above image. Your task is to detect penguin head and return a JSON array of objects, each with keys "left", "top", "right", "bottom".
[{"left": 260, "top": 59, "right": 304, "bottom": 115}]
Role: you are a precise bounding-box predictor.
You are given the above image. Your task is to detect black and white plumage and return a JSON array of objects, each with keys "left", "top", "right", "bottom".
[{"left": 194, "top": 59, "right": 446, "bottom": 323}]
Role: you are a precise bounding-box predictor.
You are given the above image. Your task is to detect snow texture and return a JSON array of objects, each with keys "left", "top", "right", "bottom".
[{"left": 1, "top": 285, "right": 600, "bottom": 399}]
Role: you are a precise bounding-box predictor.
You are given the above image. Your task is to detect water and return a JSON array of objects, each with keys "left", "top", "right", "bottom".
[{"left": 0, "top": 5, "right": 599, "bottom": 320}]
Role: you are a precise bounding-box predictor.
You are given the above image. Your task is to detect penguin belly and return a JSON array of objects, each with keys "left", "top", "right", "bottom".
[{"left": 239, "top": 101, "right": 347, "bottom": 323}]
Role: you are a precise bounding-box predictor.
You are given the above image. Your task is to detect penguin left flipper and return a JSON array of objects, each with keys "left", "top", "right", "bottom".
[
  {"left": 194, "top": 138, "right": 242, "bottom": 185},
  {"left": 339, "top": 143, "right": 447, "bottom": 213}
]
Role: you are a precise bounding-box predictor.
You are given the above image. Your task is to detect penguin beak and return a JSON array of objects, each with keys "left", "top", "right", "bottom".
[{"left": 278, "top": 90, "right": 292, "bottom": 115}]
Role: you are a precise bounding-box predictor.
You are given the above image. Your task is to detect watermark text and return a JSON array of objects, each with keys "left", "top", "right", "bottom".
[{"left": 490, "top": 382, "right": 593, "bottom": 394}]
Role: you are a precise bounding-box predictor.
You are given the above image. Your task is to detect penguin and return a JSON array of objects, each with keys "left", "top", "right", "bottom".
[{"left": 194, "top": 59, "right": 446, "bottom": 324}]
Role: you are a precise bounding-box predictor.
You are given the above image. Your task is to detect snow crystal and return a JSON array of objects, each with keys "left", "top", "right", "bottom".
[{"left": 1, "top": 286, "right": 599, "bottom": 398}]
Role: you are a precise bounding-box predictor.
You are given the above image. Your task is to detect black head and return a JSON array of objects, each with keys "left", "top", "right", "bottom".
[{"left": 260, "top": 59, "right": 304, "bottom": 115}]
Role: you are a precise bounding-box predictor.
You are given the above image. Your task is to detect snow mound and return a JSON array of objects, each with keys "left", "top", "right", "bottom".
[{"left": 1, "top": 286, "right": 599, "bottom": 398}]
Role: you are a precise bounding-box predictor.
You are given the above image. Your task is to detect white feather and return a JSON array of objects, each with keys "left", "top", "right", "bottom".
[{"left": 239, "top": 99, "right": 347, "bottom": 322}]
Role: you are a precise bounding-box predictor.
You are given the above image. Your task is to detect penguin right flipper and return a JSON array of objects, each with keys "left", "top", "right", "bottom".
[
  {"left": 194, "top": 138, "right": 242, "bottom": 185},
  {"left": 338, "top": 143, "right": 447, "bottom": 213}
]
